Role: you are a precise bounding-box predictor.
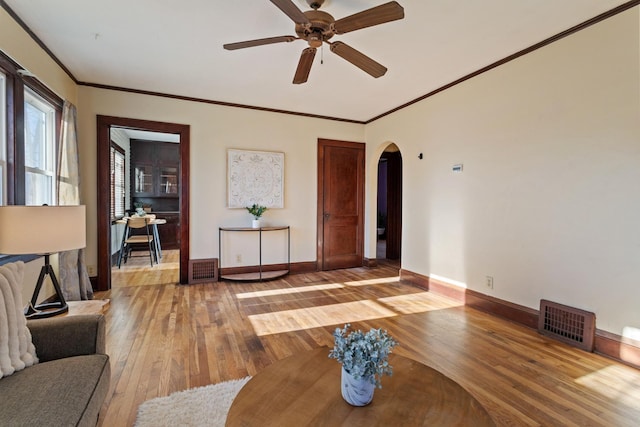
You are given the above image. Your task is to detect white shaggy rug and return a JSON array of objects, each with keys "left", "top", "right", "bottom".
[{"left": 135, "top": 377, "right": 251, "bottom": 427}]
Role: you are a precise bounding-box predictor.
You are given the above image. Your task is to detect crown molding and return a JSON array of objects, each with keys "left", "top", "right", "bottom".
[{"left": 3, "top": 0, "right": 638, "bottom": 124}]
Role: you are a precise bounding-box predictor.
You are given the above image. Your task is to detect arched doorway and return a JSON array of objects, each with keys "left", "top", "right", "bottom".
[{"left": 377, "top": 144, "right": 402, "bottom": 261}]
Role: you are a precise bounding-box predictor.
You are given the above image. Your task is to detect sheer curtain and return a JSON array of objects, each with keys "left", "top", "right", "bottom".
[{"left": 57, "top": 101, "right": 93, "bottom": 300}]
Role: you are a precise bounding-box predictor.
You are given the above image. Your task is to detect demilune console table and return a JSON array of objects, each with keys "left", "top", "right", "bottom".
[{"left": 218, "top": 226, "right": 290, "bottom": 281}]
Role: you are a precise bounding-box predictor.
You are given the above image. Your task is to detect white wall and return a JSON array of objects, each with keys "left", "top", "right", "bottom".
[
  {"left": 366, "top": 8, "right": 640, "bottom": 336},
  {"left": 0, "top": 8, "right": 76, "bottom": 104},
  {"left": 3, "top": 4, "right": 639, "bottom": 338},
  {"left": 76, "top": 87, "right": 365, "bottom": 268}
]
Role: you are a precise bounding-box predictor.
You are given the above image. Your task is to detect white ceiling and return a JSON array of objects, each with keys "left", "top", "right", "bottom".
[{"left": 4, "top": 0, "right": 630, "bottom": 122}]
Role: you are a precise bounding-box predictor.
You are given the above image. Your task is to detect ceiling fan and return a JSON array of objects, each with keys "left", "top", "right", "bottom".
[{"left": 223, "top": 0, "right": 405, "bottom": 84}]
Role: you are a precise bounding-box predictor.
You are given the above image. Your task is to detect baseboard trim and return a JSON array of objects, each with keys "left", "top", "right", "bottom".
[
  {"left": 400, "top": 269, "right": 538, "bottom": 328},
  {"left": 290, "top": 261, "right": 319, "bottom": 275},
  {"left": 220, "top": 261, "right": 318, "bottom": 278},
  {"left": 399, "top": 268, "right": 640, "bottom": 368},
  {"left": 363, "top": 258, "right": 378, "bottom": 267},
  {"left": 594, "top": 329, "right": 640, "bottom": 368}
]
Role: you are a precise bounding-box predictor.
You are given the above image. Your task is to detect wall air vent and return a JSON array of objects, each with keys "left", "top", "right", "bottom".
[
  {"left": 188, "top": 258, "right": 218, "bottom": 284},
  {"left": 538, "top": 299, "right": 595, "bottom": 352}
]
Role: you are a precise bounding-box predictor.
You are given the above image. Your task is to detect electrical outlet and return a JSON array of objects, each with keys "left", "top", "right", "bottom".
[
  {"left": 87, "top": 265, "right": 97, "bottom": 276},
  {"left": 486, "top": 276, "right": 494, "bottom": 289},
  {"left": 236, "top": 254, "right": 242, "bottom": 263}
]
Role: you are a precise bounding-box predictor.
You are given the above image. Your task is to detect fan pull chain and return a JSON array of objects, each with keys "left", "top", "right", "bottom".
[{"left": 321, "top": 43, "right": 324, "bottom": 65}]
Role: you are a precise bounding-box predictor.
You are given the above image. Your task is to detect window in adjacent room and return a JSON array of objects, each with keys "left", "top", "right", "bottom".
[
  {"left": 110, "top": 142, "right": 126, "bottom": 220},
  {"left": 24, "top": 87, "right": 56, "bottom": 205},
  {"left": 0, "top": 71, "right": 6, "bottom": 206}
]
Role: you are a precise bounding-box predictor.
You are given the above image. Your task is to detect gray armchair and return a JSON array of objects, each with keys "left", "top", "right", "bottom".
[{"left": 0, "top": 314, "right": 110, "bottom": 427}]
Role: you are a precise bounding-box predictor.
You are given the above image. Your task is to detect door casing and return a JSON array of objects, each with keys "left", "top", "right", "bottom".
[{"left": 96, "top": 115, "right": 190, "bottom": 290}]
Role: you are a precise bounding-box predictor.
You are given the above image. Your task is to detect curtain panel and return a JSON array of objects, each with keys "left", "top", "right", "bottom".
[{"left": 57, "top": 101, "right": 93, "bottom": 300}]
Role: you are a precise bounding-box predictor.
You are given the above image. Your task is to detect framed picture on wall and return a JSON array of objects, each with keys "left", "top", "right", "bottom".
[{"left": 227, "top": 149, "right": 284, "bottom": 208}]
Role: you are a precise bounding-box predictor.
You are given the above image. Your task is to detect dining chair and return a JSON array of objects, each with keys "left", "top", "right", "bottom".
[{"left": 117, "top": 216, "right": 157, "bottom": 268}]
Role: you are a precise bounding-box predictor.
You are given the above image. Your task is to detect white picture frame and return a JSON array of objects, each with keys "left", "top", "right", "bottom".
[{"left": 227, "top": 149, "right": 284, "bottom": 208}]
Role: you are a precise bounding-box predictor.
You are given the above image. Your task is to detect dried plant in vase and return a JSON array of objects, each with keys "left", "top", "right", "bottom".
[{"left": 329, "top": 323, "right": 398, "bottom": 406}]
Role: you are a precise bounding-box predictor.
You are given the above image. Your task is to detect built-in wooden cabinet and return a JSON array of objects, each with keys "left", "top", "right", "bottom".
[
  {"left": 158, "top": 166, "right": 179, "bottom": 196},
  {"left": 131, "top": 140, "right": 180, "bottom": 213},
  {"left": 157, "top": 212, "right": 180, "bottom": 250},
  {"left": 130, "top": 140, "right": 181, "bottom": 249},
  {"left": 133, "top": 164, "right": 154, "bottom": 195}
]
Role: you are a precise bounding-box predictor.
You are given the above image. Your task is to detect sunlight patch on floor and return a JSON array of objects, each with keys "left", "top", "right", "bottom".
[
  {"left": 378, "top": 292, "right": 463, "bottom": 314},
  {"left": 235, "top": 283, "right": 345, "bottom": 299},
  {"left": 235, "top": 276, "right": 400, "bottom": 300},
  {"left": 249, "top": 299, "right": 397, "bottom": 336},
  {"left": 575, "top": 364, "right": 640, "bottom": 407}
]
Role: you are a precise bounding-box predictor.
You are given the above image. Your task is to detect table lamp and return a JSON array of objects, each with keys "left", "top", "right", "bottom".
[{"left": 0, "top": 205, "right": 86, "bottom": 318}]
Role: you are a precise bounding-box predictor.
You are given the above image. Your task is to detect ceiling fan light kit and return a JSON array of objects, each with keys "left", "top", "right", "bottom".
[{"left": 223, "top": 0, "right": 404, "bottom": 84}]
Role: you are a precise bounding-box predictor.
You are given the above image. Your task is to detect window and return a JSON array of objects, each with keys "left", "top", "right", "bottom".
[
  {"left": 0, "top": 49, "right": 62, "bottom": 206},
  {"left": 110, "top": 142, "right": 126, "bottom": 220},
  {"left": 0, "top": 71, "right": 6, "bottom": 205},
  {"left": 0, "top": 50, "right": 62, "bottom": 265},
  {"left": 24, "top": 87, "right": 56, "bottom": 206}
]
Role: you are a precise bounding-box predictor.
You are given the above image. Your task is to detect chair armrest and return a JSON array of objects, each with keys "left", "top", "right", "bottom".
[{"left": 27, "top": 314, "right": 106, "bottom": 362}]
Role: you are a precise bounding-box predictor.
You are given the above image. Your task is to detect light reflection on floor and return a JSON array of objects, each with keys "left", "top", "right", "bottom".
[
  {"left": 575, "top": 364, "right": 640, "bottom": 406},
  {"left": 244, "top": 274, "right": 463, "bottom": 336},
  {"left": 236, "top": 276, "right": 402, "bottom": 300},
  {"left": 235, "top": 283, "right": 345, "bottom": 299},
  {"left": 249, "top": 299, "right": 398, "bottom": 336},
  {"left": 378, "top": 292, "right": 462, "bottom": 315}
]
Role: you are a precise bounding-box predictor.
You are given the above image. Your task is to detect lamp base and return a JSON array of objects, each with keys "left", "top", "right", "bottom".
[
  {"left": 24, "top": 300, "right": 69, "bottom": 319},
  {"left": 24, "top": 254, "right": 69, "bottom": 319}
]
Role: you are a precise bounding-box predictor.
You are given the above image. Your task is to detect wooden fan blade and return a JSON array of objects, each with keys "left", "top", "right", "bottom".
[
  {"left": 333, "top": 1, "right": 404, "bottom": 35},
  {"left": 329, "top": 41, "right": 387, "bottom": 78},
  {"left": 224, "top": 36, "right": 298, "bottom": 50},
  {"left": 270, "top": 0, "right": 310, "bottom": 24},
  {"left": 293, "top": 48, "right": 316, "bottom": 84}
]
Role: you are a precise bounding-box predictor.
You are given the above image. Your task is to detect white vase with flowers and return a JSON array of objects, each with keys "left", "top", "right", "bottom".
[{"left": 328, "top": 323, "right": 398, "bottom": 406}]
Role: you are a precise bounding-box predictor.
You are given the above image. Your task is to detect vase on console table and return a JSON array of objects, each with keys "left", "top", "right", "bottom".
[{"left": 246, "top": 204, "right": 267, "bottom": 229}]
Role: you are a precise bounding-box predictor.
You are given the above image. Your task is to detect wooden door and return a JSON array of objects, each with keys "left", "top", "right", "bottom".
[{"left": 317, "top": 139, "right": 365, "bottom": 270}]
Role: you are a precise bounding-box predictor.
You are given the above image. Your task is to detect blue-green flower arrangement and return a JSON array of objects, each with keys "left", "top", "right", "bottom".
[{"left": 329, "top": 324, "right": 398, "bottom": 388}]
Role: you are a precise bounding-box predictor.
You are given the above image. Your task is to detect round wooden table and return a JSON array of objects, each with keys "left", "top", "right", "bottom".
[{"left": 226, "top": 347, "right": 495, "bottom": 426}]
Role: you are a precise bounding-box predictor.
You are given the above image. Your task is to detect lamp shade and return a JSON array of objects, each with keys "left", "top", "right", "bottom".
[{"left": 0, "top": 205, "right": 86, "bottom": 255}]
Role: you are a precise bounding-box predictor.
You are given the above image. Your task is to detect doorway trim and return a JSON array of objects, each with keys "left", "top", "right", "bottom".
[{"left": 96, "top": 115, "right": 190, "bottom": 290}]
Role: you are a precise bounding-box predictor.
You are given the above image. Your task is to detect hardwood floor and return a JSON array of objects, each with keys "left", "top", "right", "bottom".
[
  {"left": 110, "top": 248, "right": 179, "bottom": 287},
  {"left": 97, "top": 257, "right": 640, "bottom": 426}
]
